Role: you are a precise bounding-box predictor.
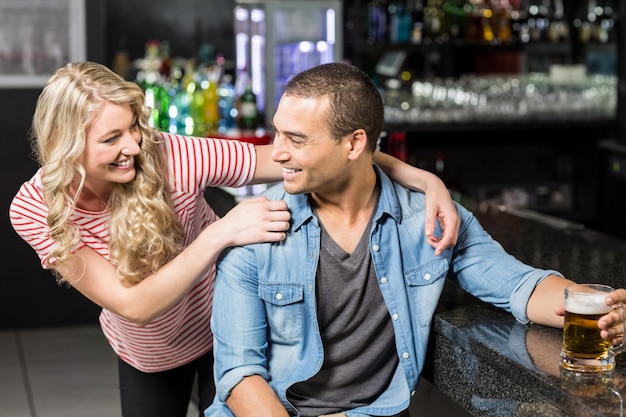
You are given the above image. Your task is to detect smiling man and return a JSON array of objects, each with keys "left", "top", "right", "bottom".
[{"left": 205, "top": 63, "right": 624, "bottom": 417}]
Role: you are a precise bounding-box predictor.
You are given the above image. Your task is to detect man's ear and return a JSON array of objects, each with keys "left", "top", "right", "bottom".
[{"left": 346, "top": 129, "right": 368, "bottom": 160}]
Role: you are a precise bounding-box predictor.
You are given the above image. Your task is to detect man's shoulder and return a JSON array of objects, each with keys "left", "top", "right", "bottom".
[
  {"left": 261, "top": 182, "right": 288, "bottom": 200},
  {"left": 384, "top": 175, "right": 427, "bottom": 204}
]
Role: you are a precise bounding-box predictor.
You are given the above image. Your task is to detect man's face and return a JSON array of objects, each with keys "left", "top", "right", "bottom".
[{"left": 271, "top": 94, "right": 352, "bottom": 196}]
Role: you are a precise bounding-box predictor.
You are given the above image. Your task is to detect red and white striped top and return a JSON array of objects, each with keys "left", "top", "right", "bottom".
[{"left": 9, "top": 132, "right": 257, "bottom": 372}]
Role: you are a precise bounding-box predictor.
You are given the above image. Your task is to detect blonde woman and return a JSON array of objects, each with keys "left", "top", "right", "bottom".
[{"left": 9, "top": 61, "right": 459, "bottom": 417}]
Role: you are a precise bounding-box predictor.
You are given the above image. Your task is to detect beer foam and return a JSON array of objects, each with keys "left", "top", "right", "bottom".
[{"left": 565, "top": 293, "right": 612, "bottom": 315}]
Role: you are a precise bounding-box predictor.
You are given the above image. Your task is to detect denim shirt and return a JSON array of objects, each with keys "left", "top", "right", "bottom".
[{"left": 205, "top": 165, "right": 562, "bottom": 417}]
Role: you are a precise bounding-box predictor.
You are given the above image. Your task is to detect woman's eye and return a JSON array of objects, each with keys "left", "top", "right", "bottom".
[{"left": 103, "top": 135, "right": 119, "bottom": 144}]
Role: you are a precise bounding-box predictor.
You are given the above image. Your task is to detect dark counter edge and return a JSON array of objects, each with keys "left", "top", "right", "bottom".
[{"left": 421, "top": 200, "right": 626, "bottom": 417}]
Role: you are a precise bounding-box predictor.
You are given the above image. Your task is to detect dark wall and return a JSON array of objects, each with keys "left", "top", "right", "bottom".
[
  {"left": 0, "top": 1, "right": 108, "bottom": 329},
  {"left": 105, "top": 0, "right": 235, "bottom": 70},
  {"left": 1, "top": 0, "right": 233, "bottom": 328},
  {"left": 1, "top": 88, "right": 100, "bottom": 329}
]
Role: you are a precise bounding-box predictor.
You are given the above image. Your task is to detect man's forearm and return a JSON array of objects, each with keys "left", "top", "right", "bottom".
[{"left": 226, "top": 375, "right": 290, "bottom": 417}]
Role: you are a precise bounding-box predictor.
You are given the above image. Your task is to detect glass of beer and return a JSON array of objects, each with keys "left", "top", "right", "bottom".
[{"left": 560, "top": 283, "right": 625, "bottom": 373}]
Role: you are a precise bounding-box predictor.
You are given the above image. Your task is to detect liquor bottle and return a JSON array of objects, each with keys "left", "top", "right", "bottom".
[
  {"left": 492, "top": 0, "right": 513, "bottom": 43},
  {"left": 158, "top": 41, "right": 172, "bottom": 82},
  {"left": 112, "top": 35, "right": 130, "bottom": 80},
  {"left": 511, "top": 2, "right": 530, "bottom": 43},
  {"left": 443, "top": 0, "right": 466, "bottom": 41},
  {"left": 367, "top": 0, "right": 388, "bottom": 43},
  {"left": 202, "top": 67, "right": 220, "bottom": 135},
  {"left": 178, "top": 60, "right": 202, "bottom": 137},
  {"left": 526, "top": 0, "right": 550, "bottom": 42},
  {"left": 409, "top": 0, "right": 425, "bottom": 44},
  {"left": 165, "top": 64, "right": 182, "bottom": 133},
  {"left": 389, "top": 1, "right": 400, "bottom": 42},
  {"left": 238, "top": 80, "right": 258, "bottom": 131},
  {"left": 151, "top": 41, "right": 172, "bottom": 132},
  {"left": 574, "top": 0, "right": 600, "bottom": 44},
  {"left": 169, "top": 64, "right": 191, "bottom": 135},
  {"left": 155, "top": 80, "right": 171, "bottom": 132},
  {"left": 594, "top": 0, "right": 616, "bottom": 43},
  {"left": 423, "top": 0, "right": 446, "bottom": 42},
  {"left": 136, "top": 40, "right": 162, "bottom": 128},
  {"left": 465, "top": 0, "right": 485, "bottom": 41},
  {"left": 547, "top": 0, "right": 569, "bottom": 43},
  {"left": 217, "top": 73, "right": 238, "bottom": 134},
  {"left": 477, "top": 0, "right": 495, "bottom": 42},
  {"left": 389, "top": 1, "right": 412, "bottom": 43}
]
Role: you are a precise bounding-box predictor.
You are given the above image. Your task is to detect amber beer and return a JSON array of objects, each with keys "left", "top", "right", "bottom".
[
  {"left": 560, "top": 284, "right": 624, "bottom": 372},
  {"left": 562, "top": 298, "right": 611, "bottom": 357}
]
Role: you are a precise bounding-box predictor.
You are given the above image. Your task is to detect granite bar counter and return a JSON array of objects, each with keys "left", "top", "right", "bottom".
[{"left": 422, "top": 201, "right": 626, "bottom": 417}]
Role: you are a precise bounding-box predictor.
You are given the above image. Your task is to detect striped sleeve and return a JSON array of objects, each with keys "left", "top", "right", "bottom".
[
  {"left": 9, "top": 173, "right": 64, "bottom": 268},
  {"left": 161, "top": 132, "right": 257, "bottom": 195}
]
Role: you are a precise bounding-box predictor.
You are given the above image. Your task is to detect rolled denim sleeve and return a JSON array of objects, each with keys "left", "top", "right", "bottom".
[
  {"left": 449, "top": 207, "right": 563, "bottom": 324},
  {"left": 212, "top": 245, "right": 270, "bottom": 402}
]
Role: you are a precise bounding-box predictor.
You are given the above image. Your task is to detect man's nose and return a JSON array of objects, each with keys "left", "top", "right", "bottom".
[{"left": 270, "top": 135, "right": 285, "bottom": 161}]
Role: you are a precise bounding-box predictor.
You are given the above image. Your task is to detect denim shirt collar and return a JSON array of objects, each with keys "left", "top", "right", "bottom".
[{"left": 282, "top": 163, "right": 403, "bottom": 232}]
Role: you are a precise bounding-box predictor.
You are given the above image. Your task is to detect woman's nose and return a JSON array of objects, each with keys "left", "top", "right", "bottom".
[{"left": 121, "top": 133, "right": 141, "bottom": 156}]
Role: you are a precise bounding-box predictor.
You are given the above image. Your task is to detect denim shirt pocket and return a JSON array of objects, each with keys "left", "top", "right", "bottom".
[
  {"left": 403, "top": 257, "right": 449, "bottom": 326},
  {"left": 259, "top": 283, "right": 305, "bottom": 341}
]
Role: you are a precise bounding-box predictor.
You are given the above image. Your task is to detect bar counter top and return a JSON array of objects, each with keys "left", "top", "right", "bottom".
[{"left": 424, "top": 201, "right": 626, "bottom": 417}]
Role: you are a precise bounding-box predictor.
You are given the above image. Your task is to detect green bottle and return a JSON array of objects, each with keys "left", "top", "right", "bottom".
[{"left": 238, "top": 81, "right": 258, "bottom": 131}]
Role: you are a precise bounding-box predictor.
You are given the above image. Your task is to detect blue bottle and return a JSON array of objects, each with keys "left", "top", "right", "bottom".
[{"left": 217, "top": 74, "right": 238, "bottom": 134}]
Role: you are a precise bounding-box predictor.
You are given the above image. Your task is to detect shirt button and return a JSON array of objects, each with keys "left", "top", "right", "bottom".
[
  {"left": 372, "top": 244, "right": 380, "bottom": 251},
  {"left": 392, "top": 313, "right": 399, "bottom": 320},
  {"left": 275, "top": 293, "right": 283, "bottom": 300},
  {"left": 402, "top": 352, "right": 410, "bottom": 359},
  {"left": 381, "top": 277, "right": 388, "bottom": 284},
  {"left": 424, "top": 273, "right": 431, "bottom": 280}
]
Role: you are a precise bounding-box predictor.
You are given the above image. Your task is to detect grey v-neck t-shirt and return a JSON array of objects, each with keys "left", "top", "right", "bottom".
[{"left": 288, "top": 204, "right": 398, "bottom": 416}]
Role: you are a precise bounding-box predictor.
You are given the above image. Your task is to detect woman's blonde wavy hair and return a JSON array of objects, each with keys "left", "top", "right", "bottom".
[{"left": 32, "top": 61, "right": 185, "bottom": 285}]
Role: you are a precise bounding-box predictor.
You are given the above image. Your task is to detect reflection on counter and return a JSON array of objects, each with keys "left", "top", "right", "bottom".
[
  {"left": 430, "top": 293, "right": 625, "bottom": 417},
  {"left": 560, "top": 369, "right": 624, "bottom": 416},
  {"left": 425, "top": 200, "right": 626, "bottom": 417}
]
